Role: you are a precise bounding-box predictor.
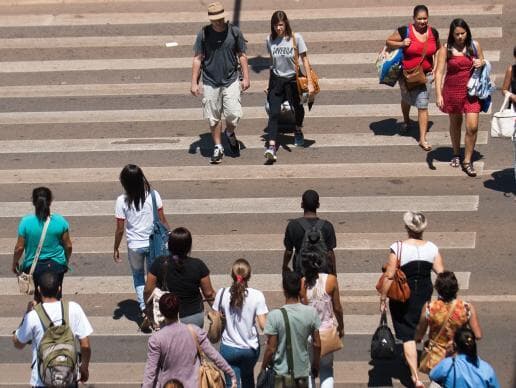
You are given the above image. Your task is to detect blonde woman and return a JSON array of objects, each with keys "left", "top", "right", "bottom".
[{"left": 213, "top": 259, "right": 268, "bottom": 388}]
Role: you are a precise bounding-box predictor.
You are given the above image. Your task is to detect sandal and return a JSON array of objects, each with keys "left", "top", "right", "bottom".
[
  {"left": 450, "top": 155, "right": 461, "bottom": 168},
  {"left": 462, "top": 162, "right": 477, "bottom": 177},
  {"left": 419, "top": 141, "right": 432, "bottom": 151}
]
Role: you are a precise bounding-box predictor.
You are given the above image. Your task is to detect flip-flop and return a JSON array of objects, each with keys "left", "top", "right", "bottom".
[{"left": 419, "top": 142, "right": 432, "bottom": 151}]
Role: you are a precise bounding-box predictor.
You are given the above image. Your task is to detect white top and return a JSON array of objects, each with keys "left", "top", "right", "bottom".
[
  {"left": 213, "top": 287, "right": 269, "bottom": 350},
  {"left": 15, "top": 301, "right": 94, "bottom": 386},
  {"left": 306, "top": 274, "right": 334, "bottom": 331},
  {"left": 115, "top": 190, "right": 163, "bottom": 249},
  {"left": 389, "top": 240, "right": 439, "bottom": 266},
  {"left": 267, "top": 32, "right": 307, "bottom": 78}
]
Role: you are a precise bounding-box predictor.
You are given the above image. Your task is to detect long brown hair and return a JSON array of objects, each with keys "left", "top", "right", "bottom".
[
  {"left": 270, "top": 10, "right": 292, "bottom": 40},
  {"left": 229, "top": 259, "right": 251, "bottom": 310}
]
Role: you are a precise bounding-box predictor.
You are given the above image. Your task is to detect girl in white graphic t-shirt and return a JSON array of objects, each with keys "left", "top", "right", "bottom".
[
  {"left": 264, "top": 10, "right": 315, "bottom": 163},
  {"left": 113, "top": 164, "right": 170, "bottom": 314}
]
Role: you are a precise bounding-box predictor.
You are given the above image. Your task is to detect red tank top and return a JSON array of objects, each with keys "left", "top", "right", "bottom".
[{"left": 402, "top": 25, "right": 438, "bottom": 73}]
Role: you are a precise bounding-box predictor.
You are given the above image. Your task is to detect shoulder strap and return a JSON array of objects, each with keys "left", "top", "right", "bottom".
[
  {"left": 217, "top": 287, "right": 226, "bottom": 313},
  {"left": 160, "top": 257, "right": 170, "bottom": 292},
  {"left": 418, "top": 31, "right": 429, "bottom": 65},
  {"left": 187, "top": 324, "right": 203, "bottom": 362},
  {"left": 431, "top": 300, "right": 458, "bottom": 342},
  {"left": 62, "top": 301, "right": 69, "bottom": 326},
  {"left": 297, "top": 217, "right": 314, "bottom": 232},
  {"left": 34, "top": 303, "right": 53, "bottom": 330},
  {"left": 280, "top": 308, "right": 294, "bottom": 378},
  {"left": 28, "top": 217, "right": 51, "bottom": 276},
  {"left": 396, "top": 240, "right": 403, "bottom": 268},
  {"left": 150, "top": 190, "right": 159, "bottom": 223}
]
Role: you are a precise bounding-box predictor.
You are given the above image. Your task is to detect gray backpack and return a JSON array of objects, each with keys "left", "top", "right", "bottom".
[
  {"left": 295, "top": 218, "right": 329, "bottom": 274},
  {"left": 35, "top": 302, "right": 78, "bottom": 387}
]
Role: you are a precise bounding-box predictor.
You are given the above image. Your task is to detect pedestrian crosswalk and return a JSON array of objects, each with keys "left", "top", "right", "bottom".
[{"left": 0, "top": 1, "right": 509, "bottom": 386}]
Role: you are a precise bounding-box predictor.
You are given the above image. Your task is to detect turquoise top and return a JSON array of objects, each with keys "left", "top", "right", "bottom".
[{"left": 18, "top": 213, "right": 69, "bottom": 270}]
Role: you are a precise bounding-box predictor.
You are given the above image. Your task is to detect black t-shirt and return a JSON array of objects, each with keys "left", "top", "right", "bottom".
[
  {"left": 150, "top": 256, "right": 210, "bottom": 318},
  {"left": 284, "top": 217, "right": 337, "bottom": 271}
]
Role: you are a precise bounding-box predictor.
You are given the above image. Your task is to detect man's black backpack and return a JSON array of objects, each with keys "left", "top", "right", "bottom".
[
  {"left": 370, "top": 312, "right": 396, "bottom": 360},
  {"left": 295, "top": 218, "right": 329, "bottom": 274}
]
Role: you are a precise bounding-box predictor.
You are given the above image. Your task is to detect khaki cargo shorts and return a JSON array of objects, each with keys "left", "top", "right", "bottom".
[{"left": 202, "top": 79, "right": 242, "bottom": 127}]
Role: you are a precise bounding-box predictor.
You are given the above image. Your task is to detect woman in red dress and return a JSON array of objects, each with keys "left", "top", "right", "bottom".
[{"left": 435, "top": 19, "right": 485, "bottom": 177}]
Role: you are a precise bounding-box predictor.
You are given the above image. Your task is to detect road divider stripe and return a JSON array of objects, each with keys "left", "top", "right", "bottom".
[
  {"left": 0, "top": 28, "right": 501, "bottom": 49},
  {"left": 0, "top": 163, "right": 486, "bottom": 184},
  {"left": 0, "top": 232, "right": 476, "bottom": 254},
  {"left": 0, "top": 132, "right": 489, "bottom": 152},
  {"left": 0, "top": 195, "right": 479, "bottom": 217},
  {"left": 0, "top": 5, "right": 502, "bottom": 27},
  {"left": 0, "top": 272, "right": 471, "bottom": 295},
  {"left": 0, "top": 51, "right": 500, "bottom": 73}
]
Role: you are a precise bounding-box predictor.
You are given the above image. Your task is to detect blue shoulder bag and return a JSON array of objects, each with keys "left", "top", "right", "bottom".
[{"left": 148, "top": 190, "right": 170, "bottom": 262}]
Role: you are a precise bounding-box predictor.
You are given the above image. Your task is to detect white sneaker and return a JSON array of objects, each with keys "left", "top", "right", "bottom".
[{"left": 264, "top": 147, "right": 277, "bottom": 162}]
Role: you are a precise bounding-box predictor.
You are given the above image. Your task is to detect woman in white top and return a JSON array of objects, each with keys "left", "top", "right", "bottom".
[
  {"left": 213, "top": 259, "right": 268, "bottom": 388},
  {"left": 113, "top": 164, "right": 170, "bottom": 313},
  {"left": 264, "top": 10, "right": 315, "bottom": 162},
  {"left": 379, "top": 211, "right": 444, "bottom": 388},
  {"left": 300, "top": 252, "right": 344, "bottom": 388}
]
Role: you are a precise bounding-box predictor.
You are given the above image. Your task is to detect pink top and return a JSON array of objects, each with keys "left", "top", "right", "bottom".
[
  {"left": 402, "top": 25, "right": 438, "bottom": 73},
  {"left": 306, "top": 274, "right": 335, "bottom": 331},
  {"left": 142, "top": 322, "right": 235, "bottom": 388}
]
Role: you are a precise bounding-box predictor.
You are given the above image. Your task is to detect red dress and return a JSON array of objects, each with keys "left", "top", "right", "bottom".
[{"left": 441, "top": 54, "right": 481, "bottom": 114}]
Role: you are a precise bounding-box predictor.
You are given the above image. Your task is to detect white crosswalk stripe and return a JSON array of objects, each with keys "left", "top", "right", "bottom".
[{"left": 0, "top": 0, "right": 505, "bottom": 385}]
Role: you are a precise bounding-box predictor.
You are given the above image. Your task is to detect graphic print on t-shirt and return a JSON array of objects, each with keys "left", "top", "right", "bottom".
[{"left": 272, "top": 46, "right": 294, "bottom": 57}]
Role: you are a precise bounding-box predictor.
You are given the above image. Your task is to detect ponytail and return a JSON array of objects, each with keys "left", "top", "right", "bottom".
[
  {"left": 168, "top": 227, "right": 192, "bottom": 272},
  {"left": 301, "top": 251, "right": 323, "bottom": 289},
  {"left": 229, "top": 259, "right": 251, "bottom": 310},
  {"left": 32, "top": 187, "right": 52, "bottom": 221}
]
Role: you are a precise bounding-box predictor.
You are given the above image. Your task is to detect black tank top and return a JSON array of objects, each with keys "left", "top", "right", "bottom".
[{"left": 511, "top": 65, "right": 516, "bottom": 107}]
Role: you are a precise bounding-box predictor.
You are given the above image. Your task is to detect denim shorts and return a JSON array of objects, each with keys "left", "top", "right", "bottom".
[{"left": 399, "top": 73, "right": 433, "bottom": 109}]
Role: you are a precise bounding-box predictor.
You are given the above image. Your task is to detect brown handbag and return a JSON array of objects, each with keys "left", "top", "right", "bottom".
[
  {"left": 207, "top": 288, "right": 227, "bottom": 343},
  {"left": 419, "top": 300, "right": 458, "bottom": 374},
  {"left": 402, "top": 27, "right": 429, "bottom": 90},
  {"left": 292, "top": 33, "right": 320, "bottom": 95},
  {"left": 375, "top": 241, "right": 411, "bottom": 303}
]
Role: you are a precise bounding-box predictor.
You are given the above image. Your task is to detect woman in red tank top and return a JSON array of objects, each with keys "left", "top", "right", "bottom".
[
  {"left": 386, "top": 5, "right": 440, "bottom": 152},
  {"left": 435, "top": 19, "right": 485, "bottom": 177}
]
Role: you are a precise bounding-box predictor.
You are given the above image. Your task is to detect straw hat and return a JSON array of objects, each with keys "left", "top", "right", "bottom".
[
  {"left": 207, "top": 2, "right": 226, "bottom": 21},
  {"left": 403, "top": 211, "right": 427, "bottom": 233}
]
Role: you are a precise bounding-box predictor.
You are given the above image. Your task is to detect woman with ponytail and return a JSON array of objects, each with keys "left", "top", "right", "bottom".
[
  {"left": 212, "top": 259, "right": 268, "bottom": 388},
  {"left": 430, "top": 327, "right": 500, "bottom": 387},
  {"left": 12, "top": 187, "right": 72, "bottom": 301},
  {"left": 300, "top": 252, "right": 344, "bottom": 388},
  {"left": 145, "top": 227, "right": 215, "bottom": 328},
  {"left": 114, "top": 164, "right": 169, "bottom": 315}
]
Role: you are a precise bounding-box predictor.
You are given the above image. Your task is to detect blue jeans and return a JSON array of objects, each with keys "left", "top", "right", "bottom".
[
  {"left": 220, "top": 343, "right": 260, "bottom": 388},
  {"left": 309, "top": 348, "right": 334, "bottom": 388},
  {"left": 127, "top": 246, "right": 151, "bottom": 310}
]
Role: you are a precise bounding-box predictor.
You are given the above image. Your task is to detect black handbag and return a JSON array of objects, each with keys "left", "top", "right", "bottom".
[
  {"left": 370, "top": 312, "right": 396, "bottom": 360},
  {"left": 256, "top": 367, "right": 275, "bottom": 388}
]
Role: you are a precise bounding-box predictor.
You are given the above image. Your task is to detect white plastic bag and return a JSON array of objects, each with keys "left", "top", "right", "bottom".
[{"left": 491, "top": 94, "right": 516, "bottom": 138}]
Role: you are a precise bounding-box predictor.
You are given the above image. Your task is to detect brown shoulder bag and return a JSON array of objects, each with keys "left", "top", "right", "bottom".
[
  {"left": 375, "top": 241, "right": 411, "bottom": 303},
  {"left": 402, "top": 26, "right": 429, "bottom": 90}
]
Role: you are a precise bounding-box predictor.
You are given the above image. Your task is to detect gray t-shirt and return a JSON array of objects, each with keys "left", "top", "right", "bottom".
[
  {"left": 193, "top": 24, "right": 247, "bottom": 87},
  {"left": 263, "top": 303, "right": 320, "bottom": 378},
  {"left": 267, "top": 33, "right": 307, "bottom": 78}
]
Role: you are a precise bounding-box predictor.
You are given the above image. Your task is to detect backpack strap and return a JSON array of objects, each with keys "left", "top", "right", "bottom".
[
  {"left": 150, "top": 190, "right": 159, "bottom": 224},
  {"left": 280, "top": 308, "right": 295, "bottom": 379},
  {"left": 34, "top": 302, "right": 56, "bottom": 331},
  {"left": 62, "top": 301, "right": 69, "bottom": 326},
  {"left": 296, "top": 217, "right": 316, "bottom": 232}
]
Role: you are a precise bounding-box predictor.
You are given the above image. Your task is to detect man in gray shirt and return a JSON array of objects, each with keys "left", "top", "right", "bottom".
[{"left": 191, "top": 2, "right": 250, "bottom": 164}]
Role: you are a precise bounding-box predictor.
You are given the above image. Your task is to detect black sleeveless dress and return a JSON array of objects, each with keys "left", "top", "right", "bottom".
[{"left": 389, "top": 259, "right": 434, "bottom": 342}]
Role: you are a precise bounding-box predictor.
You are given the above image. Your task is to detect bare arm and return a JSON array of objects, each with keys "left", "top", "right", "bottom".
[
  {"left": 200, "top": 275, "right": 216, "bottom": 306},
  {"left": 143, "top": 272, "right": 158, "bottom": 302},
  {"left": 12, "top": 333, "right": 26, "bottom": 349},
  {"left": 415, "top": 303, "right": 429, "bottom": 342},
  {"left": 468, "top": 303, "right": 482, "bottom": 340},
  {"left": 328, "top": 275, "right": 344, "bottom": 337},
  {"left": 501, "top": 65, "right": 516, "bottom": 103},
  {"left": 239, "top": 53, "right": 250, "bottom": 91},
  {"left": 327, "top": 250, "right": 337, "bottom": 274},
  {"left": 282, "top": 250, "right": 293, "bottom": 272},
  {"left": 434, "top": 46, "right": 447, "bottom": 108},
  {"left": 299, "top": 278, "right": 308, "bottom": 304},
  {"left": 191, "top": 54, "right": 203, "bottom": 96},
  {"left": 256, "top": 314, "right": 267, "bottom": 331},
  {"left": 261, "top": 334, "right": 278, "bottom": 370},
  {"left": 61, "top": 231, "right": 73, "bottom": 261},
  {"left": 113, "top": 219, "right": 125, "bottom": 263},
  {"left": 12, "top": 236, "right": 25, "bottom": 274},
  {"left": 379, "top": 251, "right": 398, "bottom": 312},
  {"left": 157, "top": 208, "right": 170, "bottom": 230},
  {"left": 432, "top": 251, "right": 444, "bottom": 274},
  {"left": 386, "top": 30, "right": 410, "bottom": 50},
  {"left": 78, "top": 337, "right": 91, "bottom": 382},
  {"left": 472, "top": 40, "right": 485, "bottom": 67}
]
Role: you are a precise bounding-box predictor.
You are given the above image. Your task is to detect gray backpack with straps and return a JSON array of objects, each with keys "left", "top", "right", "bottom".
[
  {"left": 34, "top": 301, "right": 79, "bottom": 387},
  {"left": 295, "top": 218, "right": 329, "bottom": 275}
]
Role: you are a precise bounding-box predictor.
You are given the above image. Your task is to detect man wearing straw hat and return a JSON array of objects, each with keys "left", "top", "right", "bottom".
[{"left": 191, "top": 2, "right": 250, "bottom": 164}]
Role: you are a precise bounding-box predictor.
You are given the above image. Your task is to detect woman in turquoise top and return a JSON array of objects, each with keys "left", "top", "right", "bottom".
[{"left": 12, "top": 187, "right": 72, "bottom": 301}]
